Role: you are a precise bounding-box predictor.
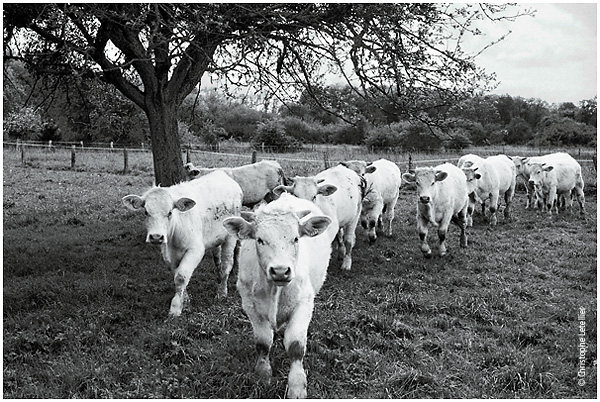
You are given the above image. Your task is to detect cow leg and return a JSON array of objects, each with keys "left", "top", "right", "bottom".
[
  {"left": 383, "top": 198, "right": 397, "bottom": 237},
  {"left": 574, "top": 181, "right": 586, "bottom": 215},
  {"left": 216, "top": 236, "right": 237, "bottom": 300},
  {"left": 488, "top": 192, "right": 499, "bottom": 226},
  {"left": 466, "top": 193, "right": 476, "bottom": 227},
  {"left": 170, "top": 247, "right": 205, "bottom": 317},
  {"left": 367, "top": 219, "right": 377, "bottom": 245},
  {"left": 417, "top": 218, "right": 432, "bottom": 258},
  {"left": 335, "top": 229, "right": 345, "bottom": 262},
  {"left": 341, "top": 218, "right": 358, "bottom": 270},
  {"left": 438, "top": 215, "right": 453, "bottom": 257},
  {"left": 547, "top": 186, "right": 557, "bottom": 215},
  {"left": 283, "top": 301, "right": 314, "bottom": 399},
  {"left": 526, "top": 181, "right": 535, "bottom": 209},
  {"left": 211, "top": 246, "right": 221, "bottom": 269},
  {"left": 452, "top": 208, "right": 468, "bottom": 248},
  {"left": 249, "top": 315, "right": 274, "bottom": 383},
  {"left": 504, "top": 183, "right": 515, "bottom": 221}
]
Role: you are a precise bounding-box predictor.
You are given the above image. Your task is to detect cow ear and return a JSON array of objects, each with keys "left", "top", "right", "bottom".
[
  {"left": 240, "top": 211, "right": 256, "bottom": 222},
  {"left": 273, "top": 185, "right": 293, "bottom": 197},
  {"left": 474, "top": 173, "right": 482, "bottom": 180},
  {"left": 435, "top": 171, "right": 448, "bottom": 182},
  {"left": 365, "top": 165, "right": 377, "bottom": 174},
  {"left": 296, "top": 210, "right": 313, "bottom": 220},
  {"left": 402, "top": 172, "right": 416, "bottom": 183},
  {"left": 543, "top": 165, "right": 554, "bottom": 172},
  {"left": 189, "top": 169, "right": 201, "bottom": 177},
  {"left": 122, "top": 195, "right": 144, "bottom": 211},
  {"left": 317, "top": 184, "right": 337, "bottom": 196},
  {"left": 522, "top": 157, "right": 530, "bottom": 164},
  {"left": 223, "top": 217, "right": 255, "bottom": 240},
  {"left": 299, "top": 216, "right": 332, "bottom": 238},
  {"left": 174, "top": 197, "right": 196, "bottom": 212},
  {"left": 339, "top": 162, "right": 348, "bottom": 168}
]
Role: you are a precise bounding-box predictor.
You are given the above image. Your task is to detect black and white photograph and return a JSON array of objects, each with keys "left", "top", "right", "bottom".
[{"left": 3, "top": 3, "right": 597, "bottom": 399}]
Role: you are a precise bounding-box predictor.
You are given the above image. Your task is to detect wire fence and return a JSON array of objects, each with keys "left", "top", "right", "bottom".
[{"left": 4, "top": 139, "right": 597, "bottom": 177}]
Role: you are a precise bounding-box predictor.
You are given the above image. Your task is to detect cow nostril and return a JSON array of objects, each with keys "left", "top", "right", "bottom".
[{"left": 420, "top": 196, "right": 430, "bottom": 204}]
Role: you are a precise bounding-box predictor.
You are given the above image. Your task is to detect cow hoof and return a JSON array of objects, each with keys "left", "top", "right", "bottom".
[
  {"left": 423, "top": 252, "right": 433, "bottom": 259},
  {"left": 255, "top": 362, "right": 272, "bottom": 384}
]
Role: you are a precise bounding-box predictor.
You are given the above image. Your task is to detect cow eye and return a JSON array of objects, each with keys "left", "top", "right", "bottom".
[
  {"left": 168, "top": 211, "right": 172, "bottom": 218},
  {"left": 257, "top": 238, "right": 264, "bottom": 245},
  {"left": 144, "top": 210, "right": 149, "bottom": 216},
  {"left": 294, "top": 237, "right": 299, "bottom": 243}
]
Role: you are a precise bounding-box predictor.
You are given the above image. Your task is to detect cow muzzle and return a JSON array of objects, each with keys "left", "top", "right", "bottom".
[
  {"left": 419, "top": 196, "right": 430, "bottom": 204},
  {"left": 268, "top": 266, "right": 293, "bottom": 286},
  {"left": 146, "top": 233, "right": 165, "bottom": 245}
]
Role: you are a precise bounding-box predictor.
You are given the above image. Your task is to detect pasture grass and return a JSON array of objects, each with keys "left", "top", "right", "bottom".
[{"left": 3, "top": 148, "right": 597, "bottom": 398}]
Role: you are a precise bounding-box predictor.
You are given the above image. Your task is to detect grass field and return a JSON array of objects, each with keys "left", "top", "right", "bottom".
[{"left": 3, "top": 147, "right": 597, "bottom": 398}]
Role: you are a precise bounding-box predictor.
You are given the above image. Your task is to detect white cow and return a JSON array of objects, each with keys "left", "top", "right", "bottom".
[
  {"left": 511, "top": 152, "right": 576, "bottom": 209},
  {"left": 122, "top": 170, "right": 243, "bottom": 317},
  {"left": 342, "top": 159, "right": 402, "bottom": 243},
  {"left": 402, "top": 163, "right": 469, "bottom": 258},
  {"left": 184, "top": 160, "right": 286, "bottom": 207},
  {"left": 223, "top": 193, "right": 333, "bottom": 399},
  {"left": 527, "top": 156, "right": 585, "bottom": 215},
  {"left": 272, "top": 164, "right": 364, "bottom": 270},
  {"left": 459, "top": 154, "right": 516, "bottom": 226}
]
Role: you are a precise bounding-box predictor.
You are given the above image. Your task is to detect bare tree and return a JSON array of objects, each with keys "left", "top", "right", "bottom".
[{"left": 3, "top": 3, "right": 531, "bottom": 185}]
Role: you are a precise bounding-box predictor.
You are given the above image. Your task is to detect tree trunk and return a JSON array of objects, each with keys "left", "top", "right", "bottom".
[{"left": 146, "top": 101, "right": 184, "bottom": 186}]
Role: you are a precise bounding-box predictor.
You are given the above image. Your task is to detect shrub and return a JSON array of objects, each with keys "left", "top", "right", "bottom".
[
  {"left": 252, "top": 119, "right": 302, "bottom": 153},
  {"left": 4, "top": 107, "right": 42, "bottom": 140},
  {"left": 364, "top": 125, "right": 404, "bottom": 151},
  {"left": 444, "top": 128, "right": 472, "bottom": 150}
]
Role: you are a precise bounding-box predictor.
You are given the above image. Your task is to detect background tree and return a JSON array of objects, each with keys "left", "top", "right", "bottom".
[{"left": 5, "top": 4, "right": 530, "bottom": 184}]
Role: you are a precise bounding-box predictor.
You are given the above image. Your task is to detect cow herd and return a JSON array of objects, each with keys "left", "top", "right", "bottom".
[{"left": 122, "top": 151, "right": 585, "bottom": 399}]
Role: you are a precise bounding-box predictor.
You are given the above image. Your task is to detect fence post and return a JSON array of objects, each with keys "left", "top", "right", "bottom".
[
  {"left": 251, "top": 150, "right": 257, "bottom": 163},
  {"left": 408, "top": 153, "right": 413, "bottom": 172},
  {"left": 186, "top": 148, "right": 191, "bottom": 164},
  {"left": 80, "top": 141, "right": 84, "bottom": 149},
  {"left": 593, "top": 154, "right": 597, "bottom": 171},
  {"left": 324, "top": 150, "right": 330, "bottom": 169},
  {"left": 123, "top": 148, "right": 129, "bottom": 173},
  {"left": 20, "top": 141, "right": 25, "bottom": 166},
  {"left": 71, "top": 145, "right": 76, "bottom": 169}
]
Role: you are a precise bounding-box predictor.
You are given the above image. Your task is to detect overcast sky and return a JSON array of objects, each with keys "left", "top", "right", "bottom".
[{"left": 465, "top": 2, "right": 597, "bottom": 105}]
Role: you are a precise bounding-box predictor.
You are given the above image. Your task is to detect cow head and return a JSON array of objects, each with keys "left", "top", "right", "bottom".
[
  {"left": 339, "top": 160, "right": 377, "bottom": 176},
  {"left": 272, "top": 176, "right": 337, "bottom": 202},
  {"left": 510, "top": 156, "right": 531, "bottom": 175},
  {"left": 402, "top": 167, "right": 448, "bottom": 205},
  {"left": 223, "top": 210, "right": 331, "bottom": 286},
  {"left": 361, "top": 189, "right": 383, "bottom": 244},
  {"left": 528, "top": 163, "right": 553, "bottom": 191},
  {"left": 461, "top": 166, "right": 481, "bottom": 194},
  {"left": 122, "top": 188, "right": 196, "bottom": 245}
]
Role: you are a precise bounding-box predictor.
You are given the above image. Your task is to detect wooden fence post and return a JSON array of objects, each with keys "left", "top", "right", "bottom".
[
  {"left": 324, "top": 150, "right": 330, "bottom": 169},
  {"left": 186, "top": 148, "right": 191, "bottom": 164},
  {"left": 408, "top": 153, "right": 413, "bottom": 172},
  {"left": 123, "top": 148, "right": 129, "bottom": 173},
  {"left": 20, "top": 141, "right": 25, "bottom": 166},
  {"left": 71, "top": 145, "right": 76, "bottom": 169},
  {"left": 251, "top": 150, "right": 257, "bottom": 163}
]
